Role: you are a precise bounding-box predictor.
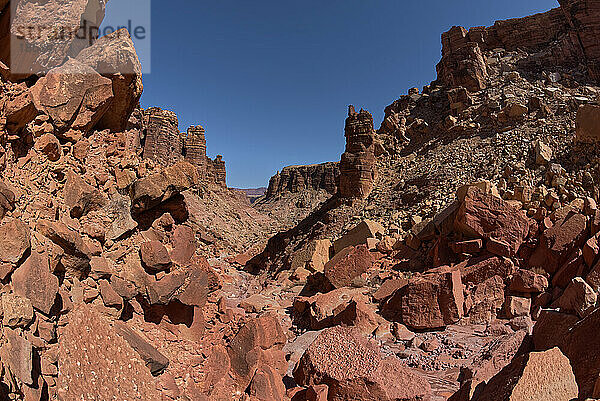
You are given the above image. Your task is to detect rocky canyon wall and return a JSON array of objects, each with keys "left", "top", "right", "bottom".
[
  {"left": 265, "top": 162, "right": 339, "bottom": 200},
  {"left": 437, "top": 0, "right": 600, "bottom": 91}
]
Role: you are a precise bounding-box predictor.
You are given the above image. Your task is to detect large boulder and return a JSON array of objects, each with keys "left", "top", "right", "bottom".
[
  {"left": 576, "top": 104, "right": 600, "bottom": 143},
  {"left": 323, "top": 245, "right": 374, "bottom": 288},
  {"left": 130, "top": 161, "right": 200, "bottom": 215},
  {"left": 529, "top": 211, "right": 588, "bottom": 274},
  {"left": 293, "top": 287, "right": 379, "bottom": 334},
  {"left": 0, "top": 218, "right": 30, "bottom": 280},
  {"left": 113, "top": 321, "right": 169, "bottom": 376},
  {"left": 64, "top": 170, "right": 108, "bottom": 218},
  {"left": 450, "top": 330, "right": 528, "bottom": 401},
  {"left": 333, "top": 220, "right": 384, "bottom": 254},
  {"left": 0, "top": 329, "right": 33, "bottom": 385},
  {"left": 382, "top": 266, "right": 464, "bottom": 330},
  {"left": 0, "top": 181, "right": 16, "bottom": 220},
  {"left": 459, "top": 256, "right": 515, "bottom": 285},
  {"left": 227, "top": 315, "right": 287, "bottom": 393},
  {"left": 76, "top": 28, "right": 143, "bottom": 131},
  {"left": 454, "top": 187, "right": 530, "bottom": 256},
  {"left": 36, "top": 220, "right": 92, "bottom": 278},
  {"left": 562, "top": 307, "right": 600, "bottom": 397},
  {"left": 12, "top": 251, "right": 59, "bottom": 315},
  {"left": 474, "top": 348, "right": 578, "bottom": 401},
  {"left": 6, "top": 0, "right": 109, "bottom": 77},
  {"left": 1, "top": 84, "right": 37, "bottom": 133},
  {"left": 294, "top": 326, "right": 431, "bottom": 401},
  {"left": 57, "top": 304, "right": 161, "bottom": 399},
  {"left": 30, "top": 58, "right": 114, "bottom": 133}
]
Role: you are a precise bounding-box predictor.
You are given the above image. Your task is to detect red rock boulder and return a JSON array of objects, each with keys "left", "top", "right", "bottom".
[
  {"left": 0, "top": 218, "right": 30, "bottom": 280},
  {"left": 474, "top": 348, "right": 578, "bottom": 401},
  {"left": 323, "top": 245, "right": 374, "bottom": 289},
  {"left": 57, "top": 304, "right": 161, "bottom": 400},
  {"left": 529, "top": 211, "right": 588, "bottom": 274},
  {"left": 30, "top": 58, "right": 114, "bottom": 133},
  {"left": 454, "top": 187, "right": 530, "bottom": 256},
  {"left": 382, "top": 266, "right": 464, "bottom": 330},
  {"left": 76, "top": 28, "right": 143, "bottom": 132},
  {"left": 294, "top": 326, "right": 431, "bottom": 401}
]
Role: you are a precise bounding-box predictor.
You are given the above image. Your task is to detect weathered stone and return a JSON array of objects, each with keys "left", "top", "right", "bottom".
[
  {"left": 294, "top": 326, "right": 431, "bottom": 401},
  {"left": 6, "top": 0, "right": 109, "bottom": 77},
  {"left": 12, "top": 251, "right": 59, "bottom": 315},
  {"left": 333, "top": 220, "right": 384, "bottom": 254},
  {"left": 30, "top": 58, "right": 114, "bottom": 133},
  {"left": 141, "top": 107, "right": 182, "bottom": 165},
  {"left": 3, "top": 87, "right": 37, "bottom": 133},
  {"left": 383, "top": 266, "right": 464, "bottom": 330},
  {"left": 0, "top": 218, "right": 30, "bottom": 279},
  {"left": 248, "top": 365, "right": 287, "bottom": 401},
  {"left": 64, "top": 170, "right": 107, "bottom": 218},
  {"left": 140, "top": 240, "right": 171, "bottom": 273},
  {"left": 58, "top": 304, "right": 161, "bottom": 399},
  {"left": 450, "top": 239, "right": 483, "bottom": 254},
  {"left": 505, "top": 296, "right": 531, "bottom": 318},
  {"left": 76, "top": 28, "right": 143, "bottom": 132},
  {"left": 455, "top": 188, "right": 530, "bottom": 255},
  {"left": 533, "top": 140, "right": 552, "bottom": 165},
  {"left": 89, "top": 256, "right": 113, "bottom": 279},
  {"left": 227, "top": 315, "right": 287, "bottom": 391},
  {"left": 509, "top": 269, "right": 548, "bottom": 294},
  {"left": 169, "top": 225, "right": 197, "bottom": 266},
  {"left": 475, "top": 348, "right": 578, "bottom": 401},
  {"left": 533, "top": 309, "right": 578, "bottom": 351},
  {"left": 98, "top": 279, "right": 122, "bottom": 308},
  {"left": 373, "top": 278, "right": 408, "bottom": 303},
  {"left": 459, "top": 256, "right": 515, "bottom": 285},
  {"left": 1, "top": 293, "right": 34, "bottom": 328},
  {"left": 36, "top": 220, "right": 91, "bottom": 278},
  {"left": 584, "top": 234, "right": 600, "bottom": 268},
  {"left": 451, "top": 330, "right": 528, "bottom": 401},
  {"left": 1, "top": 329, "right": 33, "bottom": 385},
  {"left": 0, "top": 181, "right": 15, "bottom": 220},
  {"left": 437, "top": 26, "right": 488, "bottom": 92},
  {"left": 291, "top": 239, "right": 331, "bottom": 274},
  {"left": 339, "top": 107, "right": 377, "bottom": 199},
  {"left": 130, "top": 160, "right": 200, "bottom": 215},
  {"left": 323, "top": 245, "right": 374, "bottom": 288},
  {"left": 576, "top": 104, "right": 600, "bottom": 142},
  {"left": 265, "top": 163, "right": 339, "bottom": 199},
  {"left": 293, "top": 288, "right": 379, "bottom": 334},
  {"left": 34, "top": 133, "right": 61, "bottom": 161},
  {"left": 114, "top": 321, "right": 169, "bottom": 376},
  {"left": 557, "top": 277, "right": 597, "bottom": 318},
  {"left": 465, "top": 275, "right": 506, "bottom": 325},
  {"left": 529, "top": 211, "right": 588, "bottom": 274}
]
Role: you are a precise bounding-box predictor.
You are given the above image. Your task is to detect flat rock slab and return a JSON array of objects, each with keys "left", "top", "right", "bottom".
[{"left": 58, "top": 304, "right": 161, "bottom": 400}]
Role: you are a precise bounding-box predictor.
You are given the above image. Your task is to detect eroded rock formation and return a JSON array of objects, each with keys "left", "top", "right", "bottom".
[
  {"left": 437, "top": 0, "right": 600, "bottom": 91},
  {"left": 339, "top": 106, "right": 377, "bottom": 199},
  {"left": 265, "top": 162, "right": 339, "bottom": 199}
]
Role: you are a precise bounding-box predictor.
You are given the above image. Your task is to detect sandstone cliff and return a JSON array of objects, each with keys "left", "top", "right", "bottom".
[{"left": 254, "top": 162, "right": 340, "bottom": 229}]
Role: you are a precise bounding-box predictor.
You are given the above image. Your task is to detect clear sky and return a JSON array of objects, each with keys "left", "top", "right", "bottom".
[{"left": 109, "top": 0, "right": 558, "bottom": 188}]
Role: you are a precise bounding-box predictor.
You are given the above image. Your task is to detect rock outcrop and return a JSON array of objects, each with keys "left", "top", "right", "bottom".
[
  {"left": 30, "top": 58, "right": 114, "bottom": 134},
  {"left": 437, "top": 0, "right": 600, "bottom": 91},
  {"left": 142, "top": 107, "right": 183, "bottom": 165},
  {"left": 75, "top": 28, "right": 144, "bottom": 132},
  {"left": 4, "top": 0, "right": 109, "bottom": 78},
  {"left": 265, "top": 162, "right": 340, "bottom": 199}
]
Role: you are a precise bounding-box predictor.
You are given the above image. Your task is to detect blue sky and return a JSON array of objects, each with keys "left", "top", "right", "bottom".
[{"left": 106, "top": 0, "right": 557, "bottom": 188}]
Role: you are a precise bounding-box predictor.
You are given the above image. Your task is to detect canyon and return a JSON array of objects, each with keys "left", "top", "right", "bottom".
[{"left": 1, "top": 0, "right": 600, "bottom": 400}]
